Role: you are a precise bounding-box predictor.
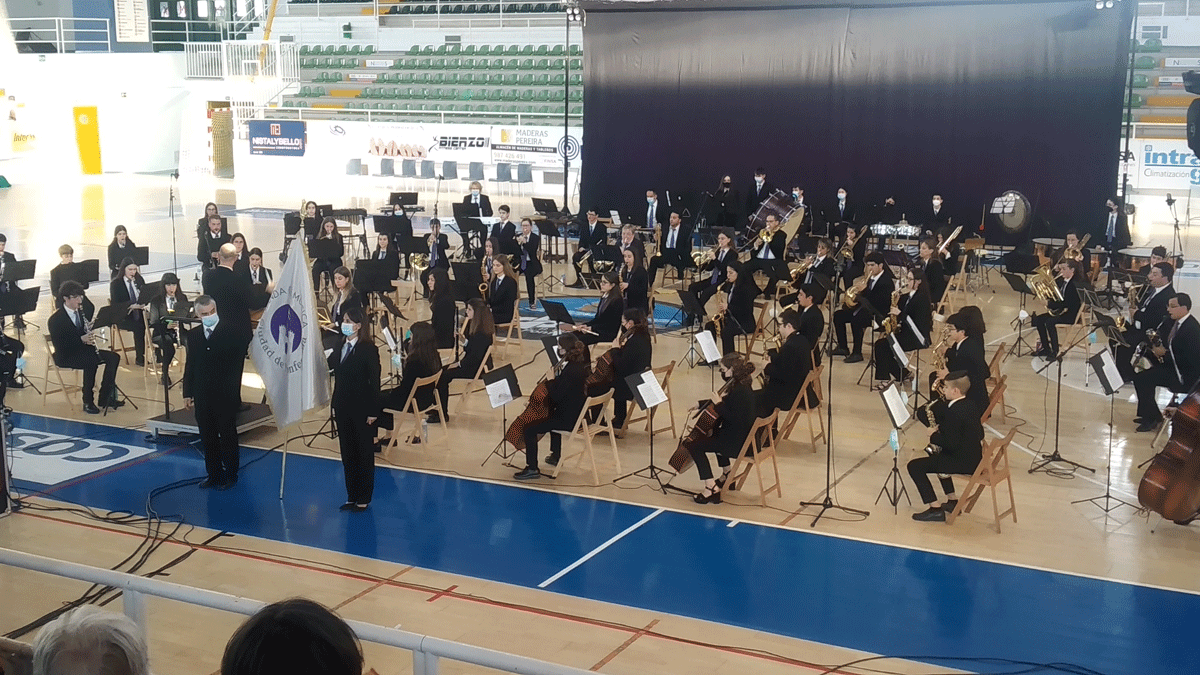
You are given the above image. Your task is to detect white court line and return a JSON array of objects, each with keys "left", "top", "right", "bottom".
[{"left": 537, "top": 508, "right": 664, "bottom": 589}]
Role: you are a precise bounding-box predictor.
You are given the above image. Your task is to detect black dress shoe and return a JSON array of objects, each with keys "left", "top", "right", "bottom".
[
  {"left": 339, "top": 502, "right": 356, "bottom": 511},
  {"left": 136, "top": 356, "right": 145, "bottom": 367},
  {"left": 942, "top": 499, "right": 959, "bottom": 513},
  {"left": 1136, "top": 420, "right": 1161, "bottom": 433},
  {"left": 831, "top": 346, "right": 850, "bottom": 357},
  {"left": 545, "top": 453, "right": 560, "bottom": 466},
  {"left": 844, "top": 353, "right": 864, "bottom": 364},
  {"left": 513, "top": 467, "right": 541, "bottom": 480},
  {"left": 216, "top": 478, "right": 236, "bottom": 491},
  {"left": 198, "top": 478, "right": 218, "bottom": 489},
  {"left": 351, "top": 503, "right": 370, "bottom": 512},
  {"left": 107, "top": 397, "right": 126, "bottom": 409},
  {"left": 82, "top": 402, "right": 100, "bottom": 415},
  {"left": 160, "top": 373, "right": 172, "bottom": 387},
  {"left": 912, "top": 507, "right": 946, "bottom": 522},
  {"left": 693, "top": 488, "right": 722, "bottom": 504}
]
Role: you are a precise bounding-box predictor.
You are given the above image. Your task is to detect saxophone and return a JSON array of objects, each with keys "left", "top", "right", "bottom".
[{"left": 880, "top": 290, "right": 902, "bottom": 335}]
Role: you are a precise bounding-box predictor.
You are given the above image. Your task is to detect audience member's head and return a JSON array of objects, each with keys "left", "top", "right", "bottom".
[
  {"left": 221, "top": 598, "right": 362, "bottom": 675},
  {"left": 33, "top": 606, "right": 149, "bottom": 675}
]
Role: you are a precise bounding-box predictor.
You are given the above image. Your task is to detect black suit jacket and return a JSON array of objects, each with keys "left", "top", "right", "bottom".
[
  {"left": 108, "top": 240, "right": 138, "bottom": 274},
  {"left": 330, "top": 289, "right": 362, "bottom": 327},
  {"left": 621, "top": 238, "right": 646, "bottom": 268},
  {"left": 491, "top": 221, "right": 519, "bottom": 257},
  {"left": 431, "top": 293, "right": 456, "bottom": 349},
  {"left": 459, "top": 331, "right": 494, "bottom": 376},
  {"left": 109, "top": 274, "right": 147, "bottom": 328},
  {"left": 1133, "top": 284, "right": 1174, "bottom": 333},
  {"left": 428, "top": 233, "right": 451, "bottom": 269},
  {"left": 202, "top": 266, "right": 253, "bottom": 343},
  {"left": 750, "top": 230, "right": 787, "bottom": 262},
  {"left": 896, "top": 291, "right": 933, "bottom": 350},
  {"left": 926, "top": 207, "right": 951, "bottom": 227},
  {"left": 745, "top": 182, "right": 775, "bottom": 218},
  {"left": 1104, "top": 208, "right": 1131, "bottom": 251},
  {"left": 579, "top": 220, "right": 609, "bottom": 250},
  {"left": 328, "top": 338, "right": 382, "bottom": 415},
  {"left": 622, "top": 267, "right": 649, "bottom": 313},
  {"left": 182, "top": 322, "right": 244, "bottom": 406},
  {"left": 659, "top": 223, "right": 693, "bottom": 258},
  {"left": 930, "top": 398, "right": 984, "bottom": 471},
  {"left": 519, "top": 232, "right": 543, "bottom": 276},
  {"left": 802, "top": 256, "right": 837, "bottom": 287},
  {"left": 488, "top": 274, "right": 518, "bottom": 325},
  {"left": 945, "top": 335, "right": 991, "bottom": 410},
  {"left": 640, "top": 200, "right": 668, "bottom": 228},
  {"left": 920, "top": 257, "right": 946, "bottom": 304},
  {"left": 613, "top": 331, "right": 653, "bottom": 385},
  {"left": 725, "top": 280, "right": 760, "bottom": 332},
  {"left": 701, "top": 248, "right": 736, "bottom": 287},
  {"left": 462, "top": 193, "right": 493, "bottom": 218},
  {"left": 713, "top": 382, "right": 757, "bottom": 454},
  {"left": 586, "top": 293, "right": 624, "bottom": 342},
  {"left": 371, "top": 245, "right": 400, "bottom": 266},
  {"left": 762, "top": 332, "right": 814, "bottom": 410},
  {"left": 547, "top": 361, "right": 590, "bottom": 426},
  {"left": 48, "top": 304, "right": 96, "bottom": 368},
  {"left": 196, "top": 231, "right": 229, "bottom": 266},
  {"left": 1047, "top": 275, "right": 1082, "bottom": 324},
  {"left": 829, "top": 200, "right": 856, "bottom": 225},
  {"left": 1164, "top": 315, "right": 1200, "bottom": 391},
  {"left": 798, "top": 305, "right": 825, "bottom": 359},
  {"left": 858, "top": 271, "right": 896, "bottom": 321}
]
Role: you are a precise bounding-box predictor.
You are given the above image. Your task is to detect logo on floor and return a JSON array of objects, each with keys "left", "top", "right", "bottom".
[{"left": 8, "top": 429, "right": 157, "bottom": 487}]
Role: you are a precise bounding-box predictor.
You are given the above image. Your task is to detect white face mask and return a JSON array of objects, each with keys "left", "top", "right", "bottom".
[
  {"left": 793, "top": 192, "right": 800, "bottom": 200},
  {"left": 838, "top": 193, "right": 846, "bottom": 201},
  {"left": 472, "top": 190, "right": 480, "bottom": 196},
  {"left": 932, "top": 199, "right": 942, "bottom": 207},
  {"left": 755, "top": 178, "right": 764, "bottom": 185},
  {"left": 201, "top": 314, "right": 219, "bottom": 329},
  {"left": 341, "top": 323, "right": 355, "bottom": 337},
  {"left": 391, "top": 354, "right": 402, "bottom": 369},
  {"left": 647, "top": 197, "right": 655, "bottom": 204}
]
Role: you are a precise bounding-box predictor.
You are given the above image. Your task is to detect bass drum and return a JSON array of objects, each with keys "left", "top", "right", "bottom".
[{"left": 749, "top": 189, "right": 800, "bottom": 236}]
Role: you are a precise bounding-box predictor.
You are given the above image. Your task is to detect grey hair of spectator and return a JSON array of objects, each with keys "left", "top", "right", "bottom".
[{"left": 32, "top": 606, "right": 149, "bottom": 675}]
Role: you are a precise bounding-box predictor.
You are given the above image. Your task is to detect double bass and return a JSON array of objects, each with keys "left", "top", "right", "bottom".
[{"left": 1138, "top": 381, "right": 1200, "bottom": 523}]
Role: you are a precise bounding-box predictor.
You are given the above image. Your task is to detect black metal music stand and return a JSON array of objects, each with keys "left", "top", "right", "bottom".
[
  {"left": 540, "top": 300, "right": 575, "bottom": 331},
  {"left": 1029, "top": 311, "right": 1098, "bottom": 475},
  {"left": 1072, "top": 347, "right": 1138, "bottom": 515},
  {"left": 480, "top": 363, "right": 523, "bottom": 467},
  {"left": 452, "top": 202, "right": 487, "bottom": 258},
  {"left": 91, "top": 302, "right": 138, "bottom": 415},
  {"left": 613, "top": 370, "right": 689, "bottom": 495},
  {"left": 0, "top": 288, "right": 40, "bottom": 393},
  {"left": 130, "top": 247, "right": 150, "bottom": 267},
  {"left": 534, "top": 219, "right": 564, "bottom": 293},
  {"left": 676, "top": 289, "right": 709, "bottom": 368},
  {"left": 450, "top": 261, "right": 484, "bottom": 302},
  {"left": 1000, "top": 272, "right": 1038, "bottom": 357},
  {"left": 874, "top": 383, "right": 912, "bottom": 513}
]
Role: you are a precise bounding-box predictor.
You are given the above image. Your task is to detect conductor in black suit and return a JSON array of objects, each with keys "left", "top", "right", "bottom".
[
  {"left": 647, "top": 211, "right": 694, "bottom": 287},
  {"left": 183, "top": 295, "right": 243, "bottom": 490},
  {"left": 570, "top": 210, "right": 610, "bottom": 287},
  {"left": 462, "top": 180, "right": 493, "bottom": 218},
  {"left": 758, "top": 309, "right": 815, "bottom": 416},
  {"left": 1031, "top": 260, "right": 1083, "bottom": 360},
  {"left": 203, "top": 244, "right": 254, "bottom": 409},
  {"left": 197, "top": 215, "right": 230, "bottom": 269},
  {"left": 328, "top": 307, "right": 381, "bottom": 511},
  {"left": 908, "top": 371, "right": 984, "bottom": 522},
  {"left": 49, "top": 281, "right": 121, "bottom": 414},
  {"left": 745, "top": 169, "right": 774, "bottom": 225},
  {"left": 832, "top": 252, "right": 894, "bottom": 363}
]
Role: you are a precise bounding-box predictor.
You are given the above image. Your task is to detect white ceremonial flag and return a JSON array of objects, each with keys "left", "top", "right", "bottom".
[{"left": 251, "top": 237, "right": 330, "bottom": 429}]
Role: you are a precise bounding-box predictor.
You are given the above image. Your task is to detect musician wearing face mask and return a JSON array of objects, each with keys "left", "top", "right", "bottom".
[
  {"left": 1104, "top": 196, "right": 1131, "bottom": 254},
  {"left": 714, "top": 175, "right": 741, "bottom": 231},
  {"left": 790, "top": 187, "right": 813, "bottom": 233},
  {"left": 1114, "top": 261, "right": 1175, "bottom": 383},
  {"left": 643, "top": 190, "right": 667, "bottom": 229},
  {"left": 928, "top": 195, "right": 950, "bottom": 227},
  {"left": 1132, "top": 294, "right": 1200, "bottom": 432},
  {"left": 462, "top": 180, "right": 493, "bottom": 218},
  {"left": 1031, "top": 260, "right": 1082, "bottom": 360},
  {"left": 183, "top": 296, "right": 243, "bottom": 489},
  {"left": 828, "top": 188, "right": 856, "bottom": 237},
  {"left": 647, "top": 211, "right": 694, "bottom": 288},
  {"left": 329, "top": 306, "right": 381, "bottom": 512},
  {"left": 608, "top": 309, "right": 653, "bottom": 433},
  {"left": 570, "top": 209, "right": 610, "bottom": 288},
  {"left": 745, "top": 169, "right": 775, "bottom": 226},
  {"left": 685, "top": 228, "right": 736, "bottom": 326},
  {"left": 686, "top": 353, "right": 759, "bottom": 505},
  {"left": 907, "top": 371, "right": 984, "bottom": 522}
]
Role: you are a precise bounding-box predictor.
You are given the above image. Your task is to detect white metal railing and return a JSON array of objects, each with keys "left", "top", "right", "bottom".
[
  {"left": 262, "top": 106, "right": 579, "bottom": 124},
  {"left": 149, "top": 15, "right": 266, "bottom": 50},
  {"left": 185, "top": 43, "right": 224, "bottom": 78},
  {"left": 183, "top": 41, "right": 300, "bottom": 81},
  {"left": 0, "top": 548, "right": 592, "bottom": 675},
  {"left": 6, "top": 18, "right": 111, "bottom": 53}
]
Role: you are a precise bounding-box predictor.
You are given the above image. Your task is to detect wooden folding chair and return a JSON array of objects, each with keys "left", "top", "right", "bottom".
[
  {"left": 452, "top": 345, "right": 494, "bottom": 414},
  {"left": 986, "top": 343, "right": 1008, "bottom": 422},
  {"left": 979, "top": 375, "right": 1008, "bottom": 426},
  {"left": 551, "top": 390, "right": 621, "bottom": 485},
  {"left": 780, "top": 364, "right": 825, "bottom": 451},
  {"left": 494, "top": 299, "right": 522, "bottom": 359},
  {"left": 42, "top": 335, "right": 81, "bottom": 411},
  {"left": 1055, "top": 303, "right": 1094, "bottom": 385},
  {"left": 946, "top": 427, "right": 1018, "bottom": 533},
  {"left": 739, "top": 299, "right": 773, "bottom": 358},
  {"left": 724, "top": 411, "right": 782, "bottom": 507},
  {"left": 382, "top": 371, "right": 447, "bottom": 450},
  {"left": 623, "top": 360, "right": 677, "bottom": 438},
  {"left": 936, "top": 267, "right": 968, "bottom": 316}
]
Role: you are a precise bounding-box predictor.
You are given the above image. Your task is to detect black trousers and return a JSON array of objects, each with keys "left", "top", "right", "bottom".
[
  {"left": 1132, "top": 366, "right": 1179, "bottom": 421},
  {"left": 1111, "top": 327, "right": 1144, "bottom": 383},
  {"left": 906, "top": 454, "right": 978, "bottom": 504},
  {"left": 744, "top": 257, "right": 787, "bottom": 295},
  {"left": 833, "top": 306, "right": 873, "bottom": 355},
  {"left": 572, "top": 249, "right": 595, "bottom": 282},
  {"left": 151, "top": 328, "right": 176, "bottom": 367},
  {"left": 524, "top": 418, "right": 571, "bottom": 469},
  {"left": 612, "top": 379, "right": 633, "bottom": 427},
  {"left": 1033, "top": 312, "right": 1072, "bottom": 353},
  {"left": 685, "top": 279, "right": 721, "bottom": 323},
  {"left": 648, "top": 251, "right": 692, "bottom": 286},
  {"left": 706, "top": 319, "right": 747, "bottom": 356},
  {"left": 312, "top": 257, "right": 343, "bottom": 290},
  {"left": 523, "top": 269, "right": 538, "bottom": 306},
  {"left": 874, "top": 333, "right": 923, "bottom": 381},
  {"left": 336, "top": 408, "right": 375, "bottom": 504},
  {"left": 435, "top": 365, "right": 464, "bottom": 416},
  {"left": 120, "top": 313, "right": 146, "bottom": 359},
  {"left": 688, "top": 436, "right": 735, "bottom": 481},
  {"left": 62, "top": 349, "right": 119, "bottom": 405},
  {"left": 195, "top": 399, "right": 239, "bottom": 482}
]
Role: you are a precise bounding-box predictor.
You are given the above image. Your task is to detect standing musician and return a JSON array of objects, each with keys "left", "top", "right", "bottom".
[
  {"left": 197, "top": 217, "right": 229, "bottom": 270},
  {"left": 517, "top": 218, "right": 542, "bottom": 310},
  {"left": 927, "top": 195, "right": 951, "bottom": 227},
  {"left": 745, "top": 169, "right": 774, "bottom": 225},
  {"left": 310, "top": 218, "right": 345, "bottom": 291},
  {"left": 427, "top": 267, "right": 455, "bottom": 350},
  {"left": 49, "top": 281, "right": 121, "bottom": 414},
  {"left": 1031, "top": 259, "right": 1083, "bottom": 360},
  {"left": 322, "top": 267, "right": 362, "bottom": 351},
  {"left": 686, "top": 353, "right": 759, "bottom": 504},
  {"left": 490, "top": 205, "right": 519, "bottom": 257},
  {"left": 647, "top": 211, "right": 693, "bottom": 288},
  {"left": 1104, "top": 197, "right": 1131, "bottom": 254},
  {"left": 828, "top": 187, "right": 856, "bottom": 233},
  {"left": 462, "top": 180, "right": 493, "bottom": 218},
  {"left": 685, "top": 228, "right": 737, "bottom": 326},
  {"left": 758, "top": 309, "right": 815, "bottom": 417},
  {"left": 1138, "top": 246, "right": 1170, "bottom": 276},
  {"left": 562, "top": 272, "right": 623, "bottom": 345},
  {"left": 436, "top": 298, "right": 495, "bottom": 421},
  {"left": 619, "top": 248, "right": 649, "bottom": 315},
  {"left": 183, "top": 295, "right": 243, "bottom": 489},
  {"left": 607, "top": 308, "right": 653, "bottom": 433},
  {"left": 643, "top": 190, "right": 667, "bottom": 229},
  {"left": 618, "top": 224, "right": 646, "bottom": 268},
  {"left": 109, "top": 257, "right": 148, "bottom": 367},
  {"left": 419, "top": 218, "right": 451, "bottom": 297},
  {"left": 705, "top": 261, "right": 759, "bottom": 356},
  {"left": 933, "top": 307, "right": 990, "bottom": 411},
  {"left": 1132, "top": 294, "right": 1200, "bottom": 432},
  {"left": 245, "top": 247, "right": 274, "bottom": 311},
  {"left": 873, "top": 268, "right": 932, "bottom": 382},
  {"left": 514, "top": 332, "right": 591, "bottom": 480},
  {"left": 832, "top": 251, "right": 894, "bottom": 364},
  {"left": 147, "top": 272, "right": 188, "bottom": 385},
  {"left": 1114, "top": 261, "right": 1175, "bottom": 383},
  {"left": 108, "top": 226, "right": 139, "bottom": 278},
  {"left": 714, "top": 175, "right": 741, "bottom": 232},
  {"left": 743, "top": 213, "right": 789, "bottom": 298},
  {"left": 487, "top": 255, "right": 519, "bottom": 327},
  {"left": 908, "top": 371, "right": 984, "bottom": 522},
  {"left": 570, "top": 209, "right": 610, "bottom": 288},
  {"left": 915, "top": 238, "right": 946, "bottom": 306},
  {"left": 329, "top": 306, "right": 381, "bottom": 512},
  {"left": 789, "top": 187, "right": 814, "bottom": 237},
  {"left": 793, "top": 283, "right": 826, "bottom": 366}
]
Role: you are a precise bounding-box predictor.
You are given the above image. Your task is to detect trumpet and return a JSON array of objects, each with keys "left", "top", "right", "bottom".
[
  {"left": 837, "top": 231, "right": 857, "bottom": 260},
  {"left": 692, "top": 247, "right": 717, "bottom": 267},
  {"left": 518, "top": 232, "right": 528, "bottom": 246},
  {"left": 652, "top": 224, "right": 663, "bottom": 258}
]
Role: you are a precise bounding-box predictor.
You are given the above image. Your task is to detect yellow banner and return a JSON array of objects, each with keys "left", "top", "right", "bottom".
[{"left": 73, "top": 106, "right": 102, "bottom": 175}]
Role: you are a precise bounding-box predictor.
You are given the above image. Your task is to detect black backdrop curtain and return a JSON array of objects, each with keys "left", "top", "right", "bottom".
[{"left": 579, "top": 0, "right": 1132, "bottom": 244}]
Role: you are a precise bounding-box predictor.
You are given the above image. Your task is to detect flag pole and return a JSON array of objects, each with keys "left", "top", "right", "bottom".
[{"left": 279, "top": 316, "right": 293, "bottom": 500}]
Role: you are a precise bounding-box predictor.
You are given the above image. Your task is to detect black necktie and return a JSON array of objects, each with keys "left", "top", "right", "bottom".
[{"left": 73, "top": 309, "right": 83, "bottom": 333}]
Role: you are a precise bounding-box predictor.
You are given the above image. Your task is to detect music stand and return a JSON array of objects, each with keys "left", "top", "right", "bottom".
[
  {"left": 532, "top": 197, "right": 558, "bottom": 215},
  {"left": 540, "top": 300, "right": 575, "bottom": 331},
  {"left": 1000, "top": 272, "right": 1038, "bottom": 357},
  {"left": 92, "top": 301, "right": 138, "bottom": 415},
  {"left": 1072, "top": 346, "right": 1138, "bottom": 514},
  {"left": 66, "top": 259, "right": 101, "bottom": 288},
  {"left": 480, "top": 363, "right": 523, "bottom": 467},
  {"left": 875, "top": 383, "right": 912, "bottom": 513},
  {"left": 534, "top": 219, "right": 565, "bottom": 293},
  {"left": 676, "top": 289, "right": 708, "bottom": 368},
  {"left": 0, "top": 287, "right": 38, "bottom": 347},
  {"left": 1029, "top": 313, "right": 1098, "bottom": 475},
  {"left": 450, "top": 261, "right": 484, "bottom": 302},
  {"left": 452, "top": 202, "right": 487, "bottom": 256},
  {"left": 614, "top": 369, "right": 686, "bottom": 494},
  {"left": 354, "top": 259, "right": 400, "bottom": 295},
  {"left": 130, "top": 247, "right": 150, "bottom": 267}
]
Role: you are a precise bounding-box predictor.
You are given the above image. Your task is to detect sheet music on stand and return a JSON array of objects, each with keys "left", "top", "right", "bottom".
[
  {"left": 888, "top": 335, "right": 910, "bottom": 370},
  {"left": 880, "top": 382, "right": 911, "bottom": 429},
  {"left": 695, "top": 331, "right": 721, "bottom": 364},
  {"left": 1088, "top": 347, "right": 1125, "bottom": 395},
  {"left": 627, "top": 370, "right": 667, "bottom": 410},
  {"left": 991, "top": 195, "right": 1016, "bottom": 214},
  {"left": 483, "top": 364, "right": 522, "bottom": 408}
]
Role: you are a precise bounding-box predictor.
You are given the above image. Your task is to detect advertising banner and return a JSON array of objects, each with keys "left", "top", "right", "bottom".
[
  {"left": 307, "top": 120, "right": 492, "bottom": 166},
  {"left": 490, "top": 125, "right": 582, "bottom": 168},
  {"left": 1164, "top": 58, "right": 1200, "bottom": 68},
  {"left": 248, "top": 120, "right": 307, "bottom": 156},
  {"left": 1132, "top": 139, "right": 1200, "bottom": 191}
]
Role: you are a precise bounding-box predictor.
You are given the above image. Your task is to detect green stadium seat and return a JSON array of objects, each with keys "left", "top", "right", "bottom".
[
  {"left": 430, "top": 72, "right": 445, "bottom": 85},
  {"left": 314, "top": 72, "right": 327, "bottom": 83},
  {"left": 414, "top": 73, "right": 430, "bottom": 84},
  {"left": 373, "top": 103, "right": 384, "bottom": 110},
  {"left": 448, "top": 58, "right": 461, "bottom": 69},
  {"left": 550, "top": 44, "right": 565, "bottom": 56},
  {"left": 398, "top": 72, "right": 414, "bottom": 84},
  {"left": 550, "top": 73, "right": 565, "bottom": 86},
  {"left": 486, "top": 73, "right": 501, "bottom": 85},
  {"left": 1130, "top": 93, "right": 1146, "bottom": 108},
  {"left": 487, "top": 89, "right": 502, "bottom": 101},
  {"left": 507, "top": 58, "right": 522, "bottom": 70},
  {"left": 535, "top": 45, "right": 549, "bottom": 56},
  {"left": 316, "top": 57, "right": 330, "bottom": 68},
  {"left": 1142, "top": 38, "right": 1163, "bottom": 52},
  {"left": 505, "top": 45, "right": 519, "bottom": 56},
  {"left": 435, "top": 45, "right": 448, "bottom": 55},
  {"left": 399, "top": 4, "right": 413, "bottom": 13},
  {"left": 502, "top": 89, "right": 519, "bottom": 101},
  {"left": 1134, "top": 55, "right": 1157, "bottom": 69},
  {"left": 300, "top": 45, "right": 312, "bottom": 56},
  {"left": 397, "top": 87, "right": 413, "bottom": 99},
  {"left": 569, "top": 58, "right": 581, "bottom": 70},
  {"left": 535, "top": 105, "right": 549, "bottom": 114},
  {"left": 418, "top": 58, "right": 433, "bottom": 69},
  {"left": 431, "top": 103, "right": 444, "bottom": 112},
  {"left": 518, "top": 104, "right": 533, "bottom": 113},
  {"left": 551, "top": 104, "right": 565, "bottom": 115},
  {"left": 463, "top": 45, "right": 477, "bottom": 56},
  {"left": 534, "top": 74, "right": 549, "bottom": 86},
  {"left": 519, "top": 73, "right": 534, "bottom": 86},
  {"left": 477, "top": 45, "right": 490, "bottom": 56},
  {"left": 519, "top": 89, "right": 534, "bottom": 101},
  {"left": 520, "top": 45, "right": 534, "bottom": 56},
  {"left": 569, "top": 89, "right": 582, "bottom": 102},
  {"left": 432, "top": 58, "right": 446, "bottom": 69},
  {"left": 519, "top": 58, "right": 535, "bottom": 70},
  {"left": 570, "top": 73, "right": 582, "bottom": 86},
  {"left": 534, "top": 89, "right": 549, "bottom": 102},
  {"left": 534, "top": 58, "right": 549, "bottom": 70},
  {"left": 391, "top": 87, "right": 405, "bottom": 99},
  {"left": 299, "top": 86, "right": 312, "bottom": 96},
  {"left": 444, "top": 73, "right": 459, "bottom": 86},
  {"left": 349, "top": 45, "right": 362, "bottom": 56},
  {"left": 448, "top": 44, "right": 462, "bottom": 55},
  {"left": 551, "top": 58, "right": 564, "bottom": 70},
  {"left": 475, "top": 58, "right": 490, "bottom": 70},
  {"left": 421, "top": 45, "right": 435, "bottom": 55},
  {"left": 314, "top": 86, "right": 326, "bottom": 97},
  {"left": 521, "top": 4, "right": 536, "bottom": 13},
  {"left": 549, "top": 88, "right": 565, "bottom": 101},
  {"left": 570, "top": 44, "right": 582, "bottom": 56},
  {"left": 407, "top": 45, "right": 421, "bottom": 55},
  {"left": 335, "top": 45, "right": 347, "bottom": 56},
  {"left": 331, "top": 72, "right": 343, "bottom": 82},
  {"left": 1131, "top": 74, "right": 1150, "bottom": 88},
  {"left": 570, "top": 105, "right": 582, "bottom": 116},
  {"left": 461, "top": 58, "right": 475, "bottom": 70},
  {"left": 502, "top": 73, "right": 519, "bottom": 86}
]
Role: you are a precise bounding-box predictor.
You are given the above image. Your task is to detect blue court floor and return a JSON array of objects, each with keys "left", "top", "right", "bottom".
[{"left": 9, "top": 411, "right": 1197, "bottom": 675}]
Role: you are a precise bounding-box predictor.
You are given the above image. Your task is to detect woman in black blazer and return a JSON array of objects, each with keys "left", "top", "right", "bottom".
[
  {"left": 197, "top": 202, "right": 220, "bottom": 232},
  {"left": 517, "top": 218, "right": 543, "bottom": 310},
  {"left": 147, "top": 272, "right": 189, "bottom": 384},
  {"left": 311, "top": 217, "right": 345, "bottom": 290},
  {"left": 561, "top": 272, "right": 623, "bottom": 345},
  {"left": 705, "top": 261, "right": 759, "bottom": 355},
  {"left": 229, "top": 232, "right": 251, "bottom": 275},
  {"left": 427, "top": 267, "right": 456, "bottom": 350},
  {"left": 514, "top": 332, "right": 591, "bottom": 480},
  {"left": 874, "top": 268, "right": 933, "bottom": 382},
  {"left": 244, "top": 247, "right": 274, "bottom": 311},
  {"left": 436, "top": 298, "right": 495, "bottom": 420},
  {"left": 609, "top": 308, "right": 653, "bottom": 432},
  {"left": 109, "top": 257, "right": 148, "bottom": 366},
  {"left": 328, "top": 307, "right": 382, "bottom": 511},
  {"left": 107, "top": 226, "right": 137, "bottom": 278},
  {"left": 933, "top": 306, "right": 990, "bottom": 411},
  {"left": 620, "top": 247, "right": 649, "bottom": 315},
  {"left": 323, "top": 267, "right": 362, "bottom": 351},
  {"left": 687, "top": 353, "right": 759, "bottom": 504},
  {"left": 378, "top": 321, "right": 444, "bottom": 430},
  {"left": 487, "top": 255, "right": 519, "bottom": 326},
  {"left": 917, "top": 238, "right": 946, "bottom": 306}
]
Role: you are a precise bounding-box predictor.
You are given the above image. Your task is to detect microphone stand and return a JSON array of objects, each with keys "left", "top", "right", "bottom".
[
  {"left": 799, "top": 257, "right": 870, "bottom": 526},
  {"left": 1167, "top": 194, "right": 1184, "bottom": 266},
  {"left": 1029, "top": 317, "right": 1098, "bottom": 475},
  {"left": 169, "top": 170, "right": 180, "bottom": 277}
]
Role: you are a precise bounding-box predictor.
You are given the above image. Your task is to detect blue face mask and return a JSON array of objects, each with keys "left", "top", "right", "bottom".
[
  {"left": 341, "top": 323, "right": 355, "bottom": 337},
  {"left": 646, "top": 197, "right": 654, "bottom": 204},
  {"left": 472, "top": 190, "right": 480, "bottom": 196},
  {"left": 793, "top": 192, "right": 800, "bottom": 200},
  {"left": 391, "top": 354, "right": 402, "bottom": 369},
  {"left": 201, "top": 314, "right": 219, "bottom": 328}
]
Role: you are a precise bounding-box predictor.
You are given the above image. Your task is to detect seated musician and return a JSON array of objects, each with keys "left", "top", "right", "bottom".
[
  {"left": 1031, "top": 259, "right": 1083, "bottom": 360},
  {"left": 197, "top": 217, "right": 229, "bottom": 271},
  {"left": 647, "top": 211, "right": 694, "bottom": 288},
  {"left": 1132, "top": 294, "right": 1200, "bottom": 432},
  {"left": 517, "top": 218, "right": 542, "bottom": 310},
  {"left": 705, "top": 261, "right": 759, "bottom": 356},
  {"left": 420, "top": 218, "right": 451, "bottom": 298},
  {"left": 323, "top": 267, "right": 362, "bottom": 352},
  {"left": 49, "top": 281, "right": 121, "bottom": 414},
  {"left": 372, "top": 233, "right": 399, "bottom": 264},
  {"left": 109, "top": 257, "right": 148, "bottom": 367},
  {"left": 915, "top": 238, "right": 946, "bottom": 306},
  {"left": 311, "top": 218, "right": 345, "bottom": 291},
  {"left": 618, "top": 224, "right": 646, "bottom": 269},
  {"left": 1058, "top": 230, "right": 1092, "bottom": 272},
  {"left": 608, "top": 309, "right": 653, "bottom": 433},
  {"left": 487, "top": 255, "right": 520, "bottom": 327},
  {"left": 935, "top": 225, "right": 962, "bottom": 277},
  {"left": 686, "top": 353, "right": 758, "bottom": 505},
  {"left": 793, "top": 283, "right": 826, "bottom": 366},
  {"left": 1138, "top": 245, "right": 1169, "bottom": 276},
  {"left": 377, "top": 322, "right": 445, "bottom": 430},
  {"left": 873, "top": 268, "right": 932, "bottom": 382},
  {"left": 50, "top": 244, "right": 94, "bottom": 314},
  {"left": 244, "top": 247, "right": 274, "bottom": 311},
  {"left": 563, "top": 272, "right": 623, "bottom": 345},
  {"left": 480, "top": 236, "right": 499, "bottom": 290},
  {"left": 684, "top": 228, "right": 736, "bottom": 326},
  {"left": 907, "top": 371, "right": 984, "bottom": 522},
  {"left": 933, "top": 306, "right": 990, "bottom": 411},
  {"left": 463, "top": 180, "right": 493, "bottom": 218},
  {"left": 570, "top": 209, "right": 610, "bottom": 288},
  {"left": 147, "top": 272, "right": 189, "bottom": 385},
  {"left": 840, "top": 223, "right": 869, "bottom": 285},
  {"left": 427, "top": 267, "right": 456, "bottom": 350},
  {"left": 109, "top": 226, "right": 139, "bottom": 278},
  {"left": 620, "top": 248, "right": 649, "bottom": 315},
  {"left": 743, "top": 213, "right": 789, "bottom": 297},
  {"left": 758, "top": 309, "right": 815, "bottom": 417},
  {"left": 436, "top": 298, "right": 495, "bottom": 422},
  {"left": 778, "top": 237, "right": 835, "bottom": 309},
  {"left": 1114, "top": 261, "right": 1174, "bottom": 383},
  {"left": 301, "top": 201, "right": 320, "bottom": 240},
  {"left": 514, "top": 332, "right": 591, "bottom": 480},
  {"left": 832, "top": 251, "right": 894, "bottom": 364}
]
